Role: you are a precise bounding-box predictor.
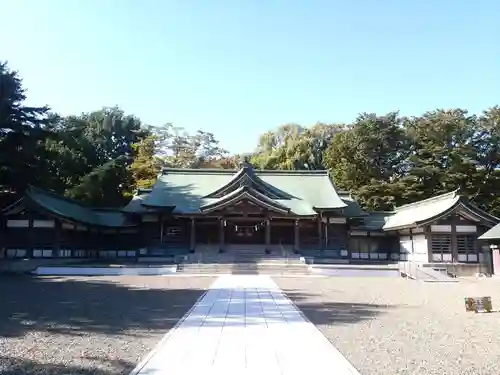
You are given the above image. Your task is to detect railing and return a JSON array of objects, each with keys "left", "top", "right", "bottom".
[{"left": 398, "top": 260, "right": 450, "bottom": 281}]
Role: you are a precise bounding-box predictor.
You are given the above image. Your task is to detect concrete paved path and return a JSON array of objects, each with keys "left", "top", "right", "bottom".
[{"left": 133, "top": 275, "right": 361, "bottom": 375}]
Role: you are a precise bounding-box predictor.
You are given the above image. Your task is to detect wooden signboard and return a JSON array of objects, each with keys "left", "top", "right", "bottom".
[{"left": 465, "top": 297, "right": 493, "bottom": 313}]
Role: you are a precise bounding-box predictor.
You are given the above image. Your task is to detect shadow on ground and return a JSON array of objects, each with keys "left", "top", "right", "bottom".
[
  {"left": 285, "top": 291, "right": 396, "bottom": 325},
  {"left": 0, "top": 275, "right": 206, "bottom": 338},
  {"left": 0, "top": 356, "right": 134, "bottom": 375},
  {"left": 1, "top": 275, "right": 397, "bottom": 340}
]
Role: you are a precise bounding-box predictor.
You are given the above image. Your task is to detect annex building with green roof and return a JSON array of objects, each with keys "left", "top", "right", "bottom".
[{"left": 1, "top": 162, "right": 498, "bottom": 276}]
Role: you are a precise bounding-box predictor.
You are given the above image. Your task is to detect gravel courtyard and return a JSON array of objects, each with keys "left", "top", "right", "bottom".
[
  {"left": 275, "top": 276, "right": 500, "bottom": 375},
  {"left": 0, "top": 275, "right": 214, "bottom": 375},
  {"left": 3, "top": 274, "right": 500, "bottom": 375}
]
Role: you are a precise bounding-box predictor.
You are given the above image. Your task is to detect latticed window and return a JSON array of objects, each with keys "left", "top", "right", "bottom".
[
  {"left": 431, "top": 235, "right": 452, "bottom": 262},
  {"left": 349, "top": 237, "right": 387, "bottom": 260},
  {"left": 457, "top": 234, "right": 478, "bottom": 263}
]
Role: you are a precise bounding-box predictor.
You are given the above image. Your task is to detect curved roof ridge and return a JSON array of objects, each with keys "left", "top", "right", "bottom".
[
  {"left": 458, "top": 201, "right": 499, "bottom": 224},
  {"left": 162, "top": 168, "right": 236, "bottom": 175},
  {"left": 201, "top": 185, "right": 246, "bottom": 207},
  {"left": 27, "top": 185, "right": 92, "bottom": 208},
  {"left": 203, "top": 164, "right": 288, "bottom": 199},
  {"left": 256, "top": 170, "right": 329, "bottom": 175},
  {"left": 161, "top": 167, "right": 330, "bottom": 176},
  {"left": 395, "top": 189, "right": 460, "bottom": 211},
  {"left": 200, "top": 185, "right": 290, "bottom": 214},
  {"left": 23, "top": 186, "right": 135, "bottom": 227},
  {"left": 27, "top": 186, "right": 124, "bottom": 211}
]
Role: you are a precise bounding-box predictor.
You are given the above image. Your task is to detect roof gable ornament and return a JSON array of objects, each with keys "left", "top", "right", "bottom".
[
  {"left": 200, "top": 186, "right": 290, "bottom": 214},
  {"left": 239, "top": 154, "right": 253, "bottom": 169},
  {"left": 203, "top": 157, "right": 287, "bottom": 200}
]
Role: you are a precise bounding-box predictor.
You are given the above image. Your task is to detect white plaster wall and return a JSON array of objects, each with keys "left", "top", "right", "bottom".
[
  {"left": 409, "top": 234, "right": 428, "bottom": 263},
  {"left": 399, "top": 234, "right": 428, "bottom": 263},
  {"left": 34, "top": 266, "right": 177, "bottom": 276},
  {"left": 399, "top": 236, "right": 412, "bottom": 261}
]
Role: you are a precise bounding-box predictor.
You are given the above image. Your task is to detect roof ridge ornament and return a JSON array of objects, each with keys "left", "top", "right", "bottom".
[{"left": 239, "top": 154, "right": 253, "bottom": 170}]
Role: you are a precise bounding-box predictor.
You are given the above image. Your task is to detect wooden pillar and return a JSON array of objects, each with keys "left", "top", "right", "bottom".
[
  {"left": 294, "top": 219, "right": 300, "bottom": 251},
  {"left": 317, "top": 216, "right": 323, "bottom": 250},
  {"left": 265, "top": 219, "right": 271, "bottom": 249},
  {"left": 451, "top": 216, "right": 458, "bottom": 263},
  {"left": 159, "top": 215, "right": 164, "bottom": 243},
  {"left": 54, "top": 220, "right": 61, "bottom": 257},
  {"left": 219, "top": 218, "right": 225, "bottom": 250},
  {"left": 0, "top": 217, "right": 5, "bottom": 259},
  {"left": 28, "top": 218, "right": 34, "bottom": 258},
  {"left": 425, "top": 226, "right": 433, "bottom": 263},
  {"left": 346, "top": 222, "right": 352, "bottom": 259},
  {"left": 190, "top": 218, "right": 196, "bottom": 251},
  {"left": 325, "top": 221, "right": 329, "bottom": 249}
]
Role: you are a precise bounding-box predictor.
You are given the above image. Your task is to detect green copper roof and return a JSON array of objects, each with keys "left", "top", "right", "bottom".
[
  {"left": 17, "top": 186, "right": 136, "bottom": 227},
  {"left": 122, "top": 189, "right": 168, "bottom": 214},
  {"left": 136, "top": 167, "right": 346, "bottom": 216},
  {"left": 383, "top": 190, "right": 461, "bottom": 230},
  {"left": 338, "top": 192, "right": 367, "bottom": 218},
  {"left": 362, "top": 212, "right": 394, "bottom": 230},
  {"left": 200, "top": 186, "right": 291, "bottom": 214},
  {"left": 479, "top": 223, "right": 500, "bottom": 241},
  {"left": 383, "top": 190, "right": 498, "bottom": 231}
]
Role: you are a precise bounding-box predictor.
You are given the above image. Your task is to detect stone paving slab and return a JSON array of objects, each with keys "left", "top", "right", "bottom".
[{"left": 133, "top": 275, "right": 361, "bottom": 375}]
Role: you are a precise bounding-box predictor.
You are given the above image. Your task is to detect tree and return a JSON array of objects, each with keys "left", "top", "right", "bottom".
[
  {"left": 400, "top": 110, "right": 479, "bottom": 203},
  {"left": 153, "top": 124, "right": 228, "bottom": 168},
  {"left": 57, "top": 107, "right": 148, "bottom": 162},
  {"left": 251, "top": 123, "right": 346, "bottom": 170},
  {"left": 324, "top": 112, "right": 407, "bottom": 210},
  {"left": 0, "top": 61, "right": 53, "bottom": 193},
  {"left": 129, "top": 135, "right": 162, "bottom": 189},
  {"left": 66, "top": 156, "right": 130, "bottom": 207}
]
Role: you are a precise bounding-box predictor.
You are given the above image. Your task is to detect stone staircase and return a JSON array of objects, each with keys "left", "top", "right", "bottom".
[
  {"left": 177, "top": 245, "right": 310, "bottom": 275},
  {"left": 398, "top": 261, "right": 459, "bottom": 282},
  {"left": 176, "top": 261, "right": 310, "bottom": 275}
]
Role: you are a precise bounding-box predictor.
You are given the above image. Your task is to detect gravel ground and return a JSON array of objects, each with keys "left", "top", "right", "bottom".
[
  {"left": 0, "top": 275, "right": 214, "bottom": 375},
  {"left": 275, "top": 276, "right": 500, "bottom": 375}
]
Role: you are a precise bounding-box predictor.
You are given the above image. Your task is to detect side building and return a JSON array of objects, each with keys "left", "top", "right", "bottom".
[
  {"left": 478, "top": 223, "right": 500, "bottom": 276},
  {"left": 382, "top": 191, "right": 498, "bottom": 276},
  {"left": 0, "top": 162, "right": 498, "bottom": 275}
]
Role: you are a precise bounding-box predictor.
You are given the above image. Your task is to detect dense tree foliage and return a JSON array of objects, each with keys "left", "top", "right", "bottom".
[
  {"left": 0, "top": 62, "right": 53, "bottom": 195},
  {"left": 2, "top": 61, "right": 500, "bottom": 215}
]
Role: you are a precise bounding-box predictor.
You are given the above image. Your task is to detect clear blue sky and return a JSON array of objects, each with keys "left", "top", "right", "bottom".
[{"left": 2, "top": 0, "right": 499, "bottom": 153}]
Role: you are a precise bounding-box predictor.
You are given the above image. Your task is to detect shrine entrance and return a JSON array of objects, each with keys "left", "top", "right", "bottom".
[{"left": 224, "top": 219, "right": 266, "bottom": 245}]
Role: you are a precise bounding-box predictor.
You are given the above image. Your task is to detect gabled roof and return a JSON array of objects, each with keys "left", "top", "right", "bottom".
[
  {"left": 338, "top": 191, "right": 368, "bottom": 218},
  {"left": 361, "top": 211, "right": 394, "bottom": 231},
  {"left": 382, "top": 190, "right": 498, "bottom": 231},
  {"left": 137, "top": 166, "right": 347, "bottom": 216},
  {"left": 2, "top": 186, "right": 137, "bottom": 228},
  {"left": 204, "top": 162, "right": 288, "bottom": 200},
  {"left": 200, "top": 186, "right": 290, "bottom": 214},
  {"left": 122, "top": 189, "right": 170, "bottom": 214},
  {"left": 479, "top": 224, "right": 500, "bottom": 241}
]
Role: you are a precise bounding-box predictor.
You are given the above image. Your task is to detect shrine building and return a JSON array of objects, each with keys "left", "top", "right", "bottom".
[{"left": 1, "top": 161, "right": 498, "bottom": 276}]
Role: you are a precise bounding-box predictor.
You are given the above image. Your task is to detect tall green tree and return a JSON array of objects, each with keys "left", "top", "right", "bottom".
[
  {"left": 400, "top": 110, "right": 479, "bottom": 202},
  {"left": 0, "top": 61, "right": 53, "bottom": 193},
  {"left": 324, "top": 112, "right": 408, "bottom": 210},
  {"left": 128, "top": 135, "right": 162, "bottom": 189},
  {"left": 66, "top": 156, "right": 130, "bottom": 207},
  {"left": 251, "top": 123, "right": 344, "bottom": 170}
]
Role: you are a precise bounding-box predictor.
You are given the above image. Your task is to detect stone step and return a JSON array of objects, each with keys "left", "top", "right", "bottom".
[
  {"left": 177, "top": 263, "right": 310, "bottom": 275},
  {"left": 138, "top": 257, "right": 176, "bottom": 263},
  {"left": 187, "top": 254, "right": 303, "bottom": 264}
]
